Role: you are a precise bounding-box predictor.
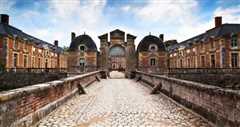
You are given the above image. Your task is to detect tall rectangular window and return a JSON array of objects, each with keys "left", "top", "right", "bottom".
[
  {"left": 150, "top": 58, "right": 156, "bottom": 66},
  {"left": 24, "top": 55, "right": 28, "bottom": 68},
  {"left": 180, "top": 59, "right": 183, "bottom": 68},
  {"left": 187, "top": 58, "right": 190, "bottom": 68},
  {"left": 231, "top": 35, "right": 238, "bottom": 48},
  {"left": 32, "top": 57, "right": 35, "bottom": 68},
  {"left": 13, "top": 39, "right": 18, "bottom": 49},
  {"left": 201, "top": 56, "right": 205, "bottom": 67},
  {"left": 38, "top": 58, "right": 41, "bottom": 68},
  {"left": 13, "top": 53, "right": 18, "bottom": 68},
  {"left": 211, "top": 54, "right": 215, "bottom": 68},
  {"left": 231, "top": 53, "right": 238, "bottom": 68}
]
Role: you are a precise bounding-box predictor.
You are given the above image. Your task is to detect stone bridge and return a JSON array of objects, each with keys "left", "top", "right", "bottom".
[{"left": 0, "top": 71, "right": 239, "bottom": 127}]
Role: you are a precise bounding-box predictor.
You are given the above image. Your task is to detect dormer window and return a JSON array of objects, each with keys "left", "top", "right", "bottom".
[
  {"left": 13, "top": 38, "right": 18, "bottom": 49},
  {"left": 79, "top": 45, "right": 86, "bottom": 52},
  {"left": 231, "top": 34, "right": 238, "bottom": 48},
  {"left": 149, "top": 44, "right": 158, "bottom": 52}
]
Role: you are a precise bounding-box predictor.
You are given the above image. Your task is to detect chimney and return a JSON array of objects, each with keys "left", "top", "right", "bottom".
[
  {"left": 159, "top": 34, "right": 164, "bottom": 42},
  {"left": 215, "top": 16, "right": 222, "bottom": 27},
  {"left": 0, "top": 14, "right": 9, "bottom": 25},
  {"left": 71, "top": 32, "right": 76, "bottom": 42},
  {"left": 54, "top": 40, "right": 58, "bottom": 47}
]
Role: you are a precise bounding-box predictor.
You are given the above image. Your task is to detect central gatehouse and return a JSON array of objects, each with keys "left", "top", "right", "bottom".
[
  {"left": 67, "top": 29, "right": 168, "bottom": 76},
  {"left": 98, "top": 29, "right": 136, "bottom": 73}
]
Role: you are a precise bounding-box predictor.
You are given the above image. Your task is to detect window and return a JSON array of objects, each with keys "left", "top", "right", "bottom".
[
  {"left": 150, "top": 58, "right": 156, "bottom": 66},
  {"left": 79, "top": 58, "right": 85, "bottom": 67},
  {"left": 231, "top": 53, "right": 238, "bottom": 68},
  {"left": 231, "top": 35, "right": 238, "bottom": 48},
  {"left": 180, "top": 59, "right": 183, "bottom": 68},
  {"left": 24, "top": 55, "right": 28, "bottom": 68},
  {"left": 13, "top": 38, "right": 18, "bottom": 49},
  {"left": 13, "top": 53, "right": 18, "bottom": 68},
  {"left": 32, "top": 57, "right": 35, "bottom": 68},
  {"left": 211, "top": 54, "right": 215, "bottom": 68},
  {"left": 45, "top": 59, "right": 48, "bottom": 68},
  {"left": 187, "top": 58, "right": 191, "bottom": 68},
  {"left": 38, "top": 58, "right": 41, "bottom": 68},
  {"left": 201, "top": 56, "right": 205, "bottom": 67},
  {"left": 210, "top": 41, "right": 214, "bottom": 49},
  {"left": 79, "top": 45, "right": 85, "bottom": 51},
  {"left": 149, "top": 44, "right": 158, "bottom": 52}
]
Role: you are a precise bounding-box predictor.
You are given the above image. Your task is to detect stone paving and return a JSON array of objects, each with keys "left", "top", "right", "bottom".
[{"left": 35, "top": 71, "right": 211, "bottom": 127}]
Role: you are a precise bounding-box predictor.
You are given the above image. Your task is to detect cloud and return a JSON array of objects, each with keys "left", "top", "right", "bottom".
[
  {"left": 0, "top": 0, "right": 15, "bottom": 13},
  {"left": 10, "top": 0, "right": 108, "bottom": 48},
  {"left": 123, "top": 0, "right": 198, "bottom": 25},
  {"left": 214, "top": 5, "right": 240, "bottom": 23}
]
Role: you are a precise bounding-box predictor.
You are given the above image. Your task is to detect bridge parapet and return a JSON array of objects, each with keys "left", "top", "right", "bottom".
[
  {"left": 135, "top": 71, "right": 240, "bottom": 127},
  {"left": 0, "top": 70, "right": 105, "bottom": 127}
]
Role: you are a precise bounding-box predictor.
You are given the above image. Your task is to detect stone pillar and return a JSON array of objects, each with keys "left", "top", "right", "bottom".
[
  {"left": 99, "top": 33, "right": 109, "bottom": 72},
  {"left": 126, "top": 34, "right": 136, "bottom": 78}
]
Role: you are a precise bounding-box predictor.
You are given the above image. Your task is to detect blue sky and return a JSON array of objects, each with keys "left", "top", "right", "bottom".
[{"left": 0, "top": 0, "right": 240, "bottom": 48}]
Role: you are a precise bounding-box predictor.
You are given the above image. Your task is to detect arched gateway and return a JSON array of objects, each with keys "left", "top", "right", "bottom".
[
  {"left": 109, "top": 45, "right": 126, "bottom": 71},
  {"left": 98, "top": 29, "right": 136, "bottom": 76}
]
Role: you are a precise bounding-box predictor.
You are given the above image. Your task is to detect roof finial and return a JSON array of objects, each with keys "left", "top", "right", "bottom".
[
  {"left": 149, "top": 32, "right": 151, "bottom": 35},
  {"left": 84, "top": 32, "right": 86, "bottom": 35}
]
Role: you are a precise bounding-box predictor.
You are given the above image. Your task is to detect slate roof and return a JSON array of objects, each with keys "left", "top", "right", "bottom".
[
  {"left": 168, "top": 24, "right": 240, "bottom": 53},
  {"left": 0, "top": 23, "right": 64, "bottom": 53},
  {"left": 137, "top": 35, "right": 166, "bottom": 52},
  {"left": 69, "top": 34, "right": 97, "bottom": 52}
]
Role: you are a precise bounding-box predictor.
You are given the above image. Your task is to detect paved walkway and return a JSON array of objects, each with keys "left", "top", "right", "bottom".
[{"left": 36, "top": 72, "right": 211, "bottom": 127}]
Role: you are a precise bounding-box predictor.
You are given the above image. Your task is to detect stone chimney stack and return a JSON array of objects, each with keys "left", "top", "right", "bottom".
[
  {"left": 54, "top": 40, "right": 58, "bottom": 47},
  {"left": 0, "top": 14, "right": 9, "bottom": 25},
  {"left": 215, "top": 16, "right": 222, "bottom": 28},
  {"left": 71, "top": 32, "right": 76, "bottom": 42},
  {"left": 159, "top": 34, "right": 164, "bottom": 42}
]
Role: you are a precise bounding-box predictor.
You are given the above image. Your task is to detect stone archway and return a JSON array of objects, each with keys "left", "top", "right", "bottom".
[{"left": 109, "top": 45, "right": 126, "bottom": 71}]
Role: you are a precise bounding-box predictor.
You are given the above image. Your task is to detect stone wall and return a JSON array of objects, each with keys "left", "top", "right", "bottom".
[
  {"left": 0, "top": 71, "right": 105, "bottom": 127},
  {"left": 166, "top": 68, "right": 240, "bottom": 90},
  {"left": 135, "top": 71, "right": 240, "bottom": 127},
  {"left": 0, "top": 72, "right": 67, "bottom": 91}
]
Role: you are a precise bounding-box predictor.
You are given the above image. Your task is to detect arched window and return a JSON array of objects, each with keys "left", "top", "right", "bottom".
[
  {"left": 149, "top": 44, "right": 158, "bottom": 52},
  {"left": 79, "top": 45, "right": 86, "bottom": 52},
  {"left": 109, "top": 46, "right": 125, "bottom": 57}
]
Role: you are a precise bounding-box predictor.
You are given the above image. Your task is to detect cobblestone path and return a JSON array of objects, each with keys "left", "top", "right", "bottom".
[{"left": 36, "top": 72, "right": 211, "bottom": 127}]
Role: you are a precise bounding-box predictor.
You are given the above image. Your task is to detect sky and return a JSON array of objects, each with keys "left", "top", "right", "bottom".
[{"left": 0, "top": 0, "right": 240, "bottom": 49}]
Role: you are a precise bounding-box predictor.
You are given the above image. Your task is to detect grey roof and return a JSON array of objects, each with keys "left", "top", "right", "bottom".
[
  {"left": 0, "top": 23, "right": 64, "bottom": 53},
  {"left": 69, "top": 34, "right": 97, "bottom": 52},
  {"left": 137, "top": 35, "right": 166, "bottom": 52},
  {"left": 168, "top": 24, "right": 240, "bottom": 53}
]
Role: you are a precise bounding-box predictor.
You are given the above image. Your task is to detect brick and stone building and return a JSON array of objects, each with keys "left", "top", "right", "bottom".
[
  {"left": 168, "top": 17, "right": 240, "bottom": 69},
  {"left": 68, "top": 32, "right": 98, "bottom": 73},
  {"left": 98, "top": 29, "right": 136, "bottom": 75},
  {"left": 137, "top": 34, "right": 168, "bottom": 73},
  {"left": 0, "top": 14, "right": 67, "bottom": 71}
]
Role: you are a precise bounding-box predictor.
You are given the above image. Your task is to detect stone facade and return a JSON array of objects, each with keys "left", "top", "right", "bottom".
[
  {"left": 68, "top": 33, "right": 98, "bottom": 73},
  {"left": 98, "top": 29, "right": 136, "bottom": 75},
  {"left": 0, "top": 14, "right": 67, "bottom": 71},
  {"left": 137, "top": 34, "right": 168, "bottom": 73},
  {"left": 168, "top": 17, "right": 240, "bottom": 69}
]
